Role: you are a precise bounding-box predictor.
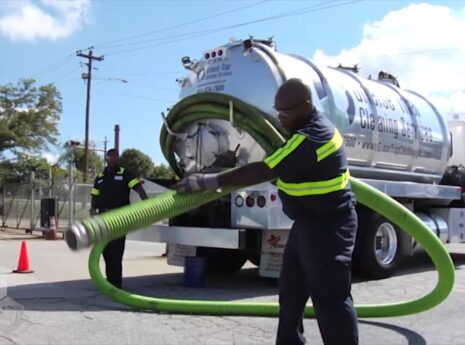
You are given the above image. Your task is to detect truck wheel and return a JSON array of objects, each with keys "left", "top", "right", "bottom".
[
  {"left": 354, "top": 213, "right": 405, "bottom": 279},
  {"left": 197, "top": 248, "right": 247, "bottom": 275}
]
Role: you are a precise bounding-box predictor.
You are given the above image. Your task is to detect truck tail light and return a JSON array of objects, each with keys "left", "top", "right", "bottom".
[
  {"left": 257, "top": 195, "right": 266, "bottom": 208},
  {"left": 270, "top": 194, "right": 277, "bottom": 202},
  {"left": 235, "top": 195, "right": 244, "bottom": 207},
  {"left": 246, "top": 195, "right": 255, "bottom": 207}
]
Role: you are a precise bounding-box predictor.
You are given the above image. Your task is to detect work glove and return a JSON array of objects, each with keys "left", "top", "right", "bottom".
[{"left": 175, "top": 173, "right": 219, "bottom": 194}]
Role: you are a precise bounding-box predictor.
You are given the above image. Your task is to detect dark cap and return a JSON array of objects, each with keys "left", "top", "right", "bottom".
[{"left": 106, "top": 148, "right": 119, "bottom": 157}]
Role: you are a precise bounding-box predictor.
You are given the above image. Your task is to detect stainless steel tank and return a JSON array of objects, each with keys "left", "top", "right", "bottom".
[{"left": 169, "top": 38, "right": 449, "bottom": 183}]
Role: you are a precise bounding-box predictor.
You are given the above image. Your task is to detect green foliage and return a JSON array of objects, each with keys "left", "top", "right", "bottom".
[
  {"left": 0, "top": 79, "right": 62, "bottom": 158},
  {"left": 120, "top": 148, "right": 154, "bottom": 178},
  {"left": 151, "top": 164, "right": 177, "bottom": 179},
  {"left": 59, "top": 144, "right": 103, "bottom": 182},
  {"left": 0, "top": 154, "right": 57, "bottom": 184},
  {"left": 118, "top": 148, "right": 176, "bottom": 179}
]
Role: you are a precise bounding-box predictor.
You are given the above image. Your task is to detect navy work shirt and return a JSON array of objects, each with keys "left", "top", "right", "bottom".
[
  {"left": 90, "top": 165, "right": 141, "bottom": 210},
  {"left": 264, "top": 113, "right": 355, "bottom": 219}
]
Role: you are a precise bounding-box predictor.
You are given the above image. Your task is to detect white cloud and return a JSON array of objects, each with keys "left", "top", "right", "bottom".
[
  {"left": 42, "top": 152, "right": 59, "bottom": 164},
  {"left": 0, "top": 0, "right": 90, "bottom": 42},
  {"left": 312, "top": 3, "right": 465, "bottom": 118}
]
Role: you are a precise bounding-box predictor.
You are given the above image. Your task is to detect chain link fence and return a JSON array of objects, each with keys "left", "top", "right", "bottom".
[{"left": 0, "top": 166, "right": 93, "bottom": 234}]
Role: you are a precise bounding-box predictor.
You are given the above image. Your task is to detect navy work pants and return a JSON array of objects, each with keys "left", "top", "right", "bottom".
[
  {"left": 99, "top": 208, "right": 126, "bottom": 288},
  {"left": 276, "top": 208, "right": 358, "bottom": 345},
  {"left": 102, "top": 236, "right": 126, "bottom": 288}
]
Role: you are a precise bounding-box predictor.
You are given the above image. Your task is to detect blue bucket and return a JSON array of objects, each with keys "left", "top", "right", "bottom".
[{"left": 184, "top": 257, "right": 206, "bottom": 288}]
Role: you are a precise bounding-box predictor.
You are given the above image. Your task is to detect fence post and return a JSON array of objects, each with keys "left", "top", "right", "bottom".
[
  {"left": 68, "top": 164, "right": 75, "bottom": 226},
  {"left": 49, "top": 168, "right": 52, "bottom": 198},
  {"left": 29, "top": 171, "right": 35, "bottom": 233},
  {"left": 2, "top": 187, "right": 5, "bottom": 228}
]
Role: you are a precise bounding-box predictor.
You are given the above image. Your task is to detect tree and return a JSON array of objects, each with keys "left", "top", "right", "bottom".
[
  {"left": 119, "top": 148, "right": 154, "bottom": 178},
  {"left": 60, "top": 144, "right": 103, "bottom": 182},
  {"left": 0, "top": 79, "right": 62, "bottom": 159},
  {"left": 0, "top": 154, "right": 52, "bottom": 184},
  {"left": 151, "top": 164, "right": 177, "bottom": 179}
]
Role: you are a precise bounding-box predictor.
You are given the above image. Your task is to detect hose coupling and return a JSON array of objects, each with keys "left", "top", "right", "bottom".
[{"left": 65, "top": 221, "right": 91, "bottom": 251}]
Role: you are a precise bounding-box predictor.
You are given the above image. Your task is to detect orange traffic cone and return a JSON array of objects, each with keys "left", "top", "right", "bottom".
[
  {"left": 47, "top": 216, "right": 57, "bottom": 240},
  {"left": 13, "top": 241, "right": 34, "bottom": 273}
]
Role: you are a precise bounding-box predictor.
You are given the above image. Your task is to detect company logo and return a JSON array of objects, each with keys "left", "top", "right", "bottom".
[
  {"left": 0, "top": 276, "right": 23, "bottom": 334},
  {"left": 312, "top": 80, "right": 356, "bottom": 125},
  {"left": 267, "top": 234, "right": 282, "bottom": 248},
  {"left": 345, "top": 90, "right": 356, "bottom": 125}
]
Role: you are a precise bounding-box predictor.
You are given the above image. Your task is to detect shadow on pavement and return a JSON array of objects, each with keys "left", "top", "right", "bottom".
[
  {"left": 360, "top": 320, "right": 426, "bottom": 345},
  {"left": 5, "top": 267, "right": 280, "bottom": 312},
  {"left": 5, "top": 251, "right": 465, "bottom": 313},
  {"left": 353, "top": 251, "right": 465, "bottom": 283},
  {"left": 395, "top": 251, "right": 465, "bottom": 276}
]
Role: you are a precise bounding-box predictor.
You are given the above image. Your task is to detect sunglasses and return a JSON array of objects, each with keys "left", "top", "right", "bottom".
[{"left": 274, "top": 100, "right": 310, "bottom": 115}]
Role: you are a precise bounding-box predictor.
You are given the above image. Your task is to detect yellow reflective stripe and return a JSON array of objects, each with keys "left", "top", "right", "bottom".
[
  {"left": 128, "top": 178, "right": 140, "bottom": 189},
  {"left": 316, "top": 129, "right": 343, "bottom": 162},
  {"left": 117, "top": 167, "right": 125, "bottom": 175},
  {"left": 90, "top": 188, "right": 100, "bottom": 196},
  {"left": 277, "top": 170, "right": 350, "bottom": 196},
  {"left": 264, "top": 134, "right": 306, "bottom": 169},
  {"left": 97, "top": 172, "right": 104, "bottom": 178}
]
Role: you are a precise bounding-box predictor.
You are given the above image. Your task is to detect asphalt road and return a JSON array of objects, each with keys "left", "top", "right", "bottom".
[{"left": 1, "top": 228, "right": 465, "bottom": 345}]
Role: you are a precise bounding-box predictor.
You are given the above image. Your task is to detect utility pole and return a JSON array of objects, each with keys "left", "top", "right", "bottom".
[
  {"left": 103, "top": 136, "right": 109, "bottom": 155},
  {"left": 77, "top": 48, "right": 104, "bottom": 182},
  {"left": 103, "top": 136, "right": 109, "bottom": 165},
  {"left": 114, "top": 124, "right": 120, "bottom": 153}
]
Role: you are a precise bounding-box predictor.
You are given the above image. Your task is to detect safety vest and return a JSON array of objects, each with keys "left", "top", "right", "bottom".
[
  {"left": 90, "top": 166, "right": 140, "bottom": 197},
  {"left": 265, "top": 128, "right": 349, "bottom": 197}
]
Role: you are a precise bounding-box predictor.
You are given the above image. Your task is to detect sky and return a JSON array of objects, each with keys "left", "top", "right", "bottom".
[{"left": 1, "top": 0, "right": 464, "bottom": 166}]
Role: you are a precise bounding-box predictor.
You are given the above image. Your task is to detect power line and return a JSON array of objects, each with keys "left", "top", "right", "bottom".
[
  {"left": 30, "top": 1, "right": 272, "bottom": 83},
  {"left": 102, "top": 0, "right": 361, "bottom": 56},
  {"left": 92, "top": 77, "right": 178, "bottom": 91},
  {"left": 100, "top": 0, "right": 343, "bottom": 51},
  {"left": 32, "top": 54, "right": 75, "bottom": 80},
  {"left": 49, "top": 65, "right": 83, "bottom": 85},
  {"left": 92, "top": 89, "right": 175, "bottom": 103},
  {"left": 117, "top": 71, "right": 180, "bottom": 76},
  {"left": 90, "top": 0, "right": 272, "bottom": 50},
  {"left": 358, "top": 46, "right": 460, "bottom": 60}
]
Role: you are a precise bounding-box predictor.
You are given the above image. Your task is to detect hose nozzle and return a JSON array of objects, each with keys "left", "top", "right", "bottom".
[{"left": 65, "top": 221, "right": 91, "bottom": 251}]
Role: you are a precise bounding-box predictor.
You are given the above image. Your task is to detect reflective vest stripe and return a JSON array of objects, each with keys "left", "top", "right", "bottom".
[
  {"left": 316, "top": 129, "right": 343, "bottom": 162},
  {"left": 128, "top": 178, "right": 140, "bottom": 189},
  {"left": 264, "top": 134, "right": 306, "bottom": 169},
  {"left": 91, "top": 188, "right": 100, "bottom": 196},
  {"left": 117, "top": 167, "right": 125, "bottom": 175},
  {"left": 277, "top": 170, "right": 350, "bottom": 196}
]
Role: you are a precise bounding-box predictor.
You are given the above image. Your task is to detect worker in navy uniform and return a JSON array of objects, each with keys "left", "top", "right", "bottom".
[
  {"left": 90, "top": 148, "right": 148, "bottom": 288},
  {"left": 175, "top": 78, "right": 358, "bottom": 345}
]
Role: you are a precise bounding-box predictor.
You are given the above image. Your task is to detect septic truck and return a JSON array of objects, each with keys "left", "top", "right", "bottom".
[{"left": 129, "top": 37, "right": 465, "bottom": 279}]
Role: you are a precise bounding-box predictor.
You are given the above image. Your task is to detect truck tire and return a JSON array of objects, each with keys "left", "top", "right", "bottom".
[
  {"left": 353, "top": 212, "right": 405, "bottom": 279},
  {"left": 197, "top": 247, "right": 247, "bottom": 275}
]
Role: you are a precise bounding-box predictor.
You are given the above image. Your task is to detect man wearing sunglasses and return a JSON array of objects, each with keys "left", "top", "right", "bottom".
[
  {"left": 176, "top": 78, "right": 358, "bottom": 345},
  {"left": 90, "top": 148, "right": 148, "bottom": 289}
]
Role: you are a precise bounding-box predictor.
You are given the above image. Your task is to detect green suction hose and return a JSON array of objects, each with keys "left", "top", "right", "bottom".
[
  {"left": 67, "top": 93, "right": 454, "bottom": 317},
  {"left": 82, "top": 179, "right": 454, "bottom": 317}
]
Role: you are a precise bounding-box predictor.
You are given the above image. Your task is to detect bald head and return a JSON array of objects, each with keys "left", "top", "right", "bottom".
[
  {"left": 275, "top": 78, "right": 312, "bottom": 107},
  {"left": 274, "top": 78, "right": 313, "bottom": 133}
]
